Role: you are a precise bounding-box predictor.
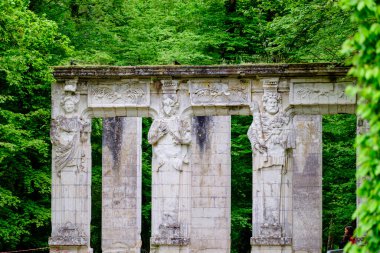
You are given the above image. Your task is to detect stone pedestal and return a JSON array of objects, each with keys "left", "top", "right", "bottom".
[
  {"left": 102, "top": 117, "right": 142, "bottom": 253},
  {"left": 251, "top": 163, "right": 292, "bottom": 253},
  {"left": 292, "top": 115, "right": 322, "bottom": 253},
  {"left": 49, "top": 246, "right": 91, "bottom": 253},
  {"left": 190, "top": 116, "right": 231, "bottom": 253}
]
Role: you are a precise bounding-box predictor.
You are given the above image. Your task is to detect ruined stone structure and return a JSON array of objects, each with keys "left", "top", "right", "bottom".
[{"left": 49, "top": 64, "right": 356, "bottom": 253}]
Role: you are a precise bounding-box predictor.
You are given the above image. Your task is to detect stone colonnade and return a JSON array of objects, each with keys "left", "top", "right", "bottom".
[{"left": 49, "top": 64, "right": 356, "bottom": 253}]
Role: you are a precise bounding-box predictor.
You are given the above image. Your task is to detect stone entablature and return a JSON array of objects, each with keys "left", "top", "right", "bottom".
[
  {"left": 53, "top": 64, "right": 349, "bottom": 78},
  {"left": 53, "top": 64, "right": 354, "bottom": 119},
  {"left": 50, "top": 63, "right": 355, "bottom": 253}
]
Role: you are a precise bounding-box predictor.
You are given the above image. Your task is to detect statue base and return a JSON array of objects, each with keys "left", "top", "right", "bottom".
[
  {"left": 250, "top": 236, "right": 292, "bottom": 246},
  {"left": 150, "top": 236, "right": 190, "bottom": 246},
  {"left": 49, "top": 246, "right": 92, "bottom": 253}
]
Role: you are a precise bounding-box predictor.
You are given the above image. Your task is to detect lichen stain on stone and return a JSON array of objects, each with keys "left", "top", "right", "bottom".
[
  {"left": 103, "top": 117, "right": 123, "bottom": 171},
  {"left": 194, "top": 116, "right": 210, "bottom": 154},
  {"left": 304, "top": 153, "right": 319, "bottom": 177},
  {"left": 153, "top": 79, "right": 162, "bottom": 92}
]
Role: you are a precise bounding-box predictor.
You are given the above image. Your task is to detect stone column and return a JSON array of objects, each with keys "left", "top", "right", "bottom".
[
  {"left": 102, "top": 117, "right": 142, "bottom": 253},
  {"left": 249, "top": 82, "right": 293, "bottom": 253},
  {"left": 292, "top": 115, "right": 322, "bottom": 253},
  {"left": 49, "top": 85, "right": 92, "bottom": 253},
  {"left": 149, "top": 92, "right": 192, "bottom": 253},
  {"left": 190, "top": 116, "right": 231, "bottom": 253}
]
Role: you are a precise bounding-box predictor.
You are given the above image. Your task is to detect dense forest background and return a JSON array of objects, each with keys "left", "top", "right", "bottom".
[{"left": 0, "top": 0, "right": 358, "bottom": 252}]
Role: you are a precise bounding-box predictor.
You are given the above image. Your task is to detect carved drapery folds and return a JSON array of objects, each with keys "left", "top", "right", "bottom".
[
  {"left": 50, "top": 80, "right": 91, "bottom": 249},
  {"left": 248, "top": 79, "right": 294, "bottom": 246},
  {"left": 51, "top": 85, "right": 91, "bottom": 177},
  {"left": 148, "top": 93, "right": 191, "bottom": 172},
  {"left": 149, "top": 80, "right": 191, "bottom": 246}
]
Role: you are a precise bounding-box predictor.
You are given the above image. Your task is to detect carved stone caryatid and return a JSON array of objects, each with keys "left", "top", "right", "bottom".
[
  {"left": 50, "top": 81, "right": 91, "bottom": 252},
  {"left": 50, "top": 94, "right": 91, "bottom": 177},
  {"left": 248, "top": 80, "right": 294, "bottom": 247},
  {"left": 149, "top": 85, "right": 191, "bottom": 247},
  {"left": 148, "top": 93, "right": 191, "bottom": 172}
]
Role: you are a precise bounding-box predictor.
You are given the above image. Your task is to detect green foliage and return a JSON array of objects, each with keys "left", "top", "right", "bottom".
[
  {"left": 30, "top": 0, "right": 230, "bottom": 65},
  {"left": 322, "top": 114, "right": 357, "bottom": 250},
  {"left": 0, "top": 0, "right": 70, "bottom": 250},
  {"left": 141, "top": 118, "right": 153, "bottom": 252},
  {"left": 90, "top": 118, "right": 103, "bottom": 253},
  {"left": 231, "top": 116, "right": 253, "bottom": 253},
  {"left": 118, "top": 0, "right": 225, "bottom": 65},
  {"left": 340, "top": 0, "right": 380, "bottom": 252},
  {"left": 268, "top": 0, "right": 355, "bottom": 62}
]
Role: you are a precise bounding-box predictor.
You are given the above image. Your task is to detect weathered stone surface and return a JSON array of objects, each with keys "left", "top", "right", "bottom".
[
  {"left": 50, "top": 79, "right": 92, "bottom": 253},
  {"left": 88, "top": 80, "right": 150, "bottom": 108},
  {"left": 102, "top": 117, "right": 142, "bottom": 253},
  {"left": 50, "top": 64, "right": 357, "bottom": 253},
  {"left": 292, "top": 115, "right": 322, "bottom": 253},
  {"left": 150, "top": 236, "right": 190, "bottom": 246},
  {"left": 49, "top": 222, "right": 87, "bottom": 246},
  {"left": 250, "top": 236, "right": 292, "bottom": 246},
  {"left": 290, "top": 81, "right": 356, "bottom": 105},
  {"left": 54, "top": 64, "right": 349, "bottom": 79},
  {"left": 190, "top": 116, "right": 231, "bottom": 253},
  {"left": 149, "top": 91, "right": 192, "bottom": 252},
  {"left": 189, "top": 79, "right": 250, "bottom": 106},
  {"left": 249, "top": 79, "right": 293, "bottom": 252},
  {"left": 49, "top": 246, "right": 91, "bottom": 253}
]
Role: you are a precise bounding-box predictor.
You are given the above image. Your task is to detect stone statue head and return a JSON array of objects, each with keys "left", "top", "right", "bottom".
[
  {"left": 262, "top": 92, "right": 281, "bottom": 115},
  {"left": 162, "top": 94, "right": 179, "bottom": 117},
  {"left": 61, "top": 95, "right": 79, "bottom": 114}
]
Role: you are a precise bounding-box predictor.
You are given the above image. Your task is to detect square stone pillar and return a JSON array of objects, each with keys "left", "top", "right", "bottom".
[
  {"left": 190, "top": 116, "right": 231, "bottom": 253},
  {"left": 249, "top": 85, "right": 293, "bottom": 253},
  {"left": 251, "top": 154, "right": 293, "bottom": 253},
  {"left": 49, "top": 91, "right": 92, "bottom": 253},
  {"left": 149, "top": 92, "right": 192, "bottom": 253},
  {"left": 102, "top": 117, "right": 142, "bottom": 253},
  {"left": 292, "top": 115, "right": 322, "bottom": 253}
]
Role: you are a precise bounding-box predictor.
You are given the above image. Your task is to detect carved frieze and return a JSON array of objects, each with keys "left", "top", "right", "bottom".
[
  {"left": 189, "top": 79, "right": 251, "bottom": 106},
  {"left": 88, "top": 80, "right": 149, "bottom": 107},
  {"left": 290, "top": 82, "right": 356, "bottom": 105},
  {"left": 49, "top": 222, "right": 88, "bottom": 246}
]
